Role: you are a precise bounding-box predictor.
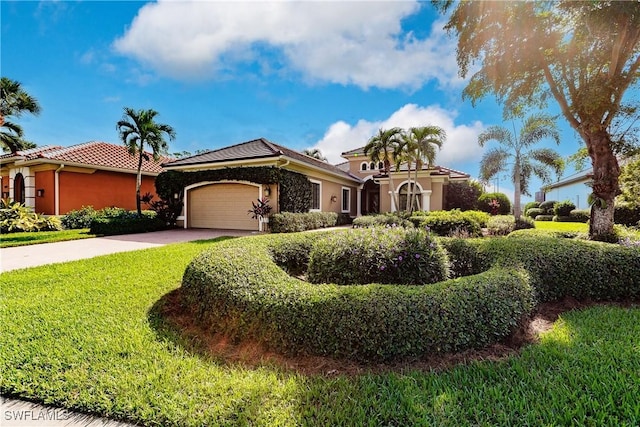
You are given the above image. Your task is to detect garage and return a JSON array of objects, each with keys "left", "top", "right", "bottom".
[{"left": 187, "top": 182, "right": 260, "bottom": 230}]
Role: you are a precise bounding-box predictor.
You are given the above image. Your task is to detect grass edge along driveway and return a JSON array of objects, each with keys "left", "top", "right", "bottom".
[{"left": 1, "top": 237, "right": 639, "bottom": 426}]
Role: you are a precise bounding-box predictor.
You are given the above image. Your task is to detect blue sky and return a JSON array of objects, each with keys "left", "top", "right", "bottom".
[{"left": 2, "top": 0, "right": 591, "bottom": 201}]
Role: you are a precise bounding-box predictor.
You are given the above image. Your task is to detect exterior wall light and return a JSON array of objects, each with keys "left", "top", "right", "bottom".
[{"left": 37, "top": 189, "right": 45, "bottom": 197}]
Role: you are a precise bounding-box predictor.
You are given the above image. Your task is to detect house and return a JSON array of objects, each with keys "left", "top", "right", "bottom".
[
  {"left": 162, "top": 138, "right": 470, "bottom": 231},
  {"left": 0, "top": 141, "right": 168, "bottom": 215},
  {"left": 543, "top": 168, "right": 592, "bottom": 209}
]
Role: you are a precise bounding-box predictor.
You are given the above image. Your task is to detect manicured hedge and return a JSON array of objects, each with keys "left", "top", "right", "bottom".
[
  {"left": 352, "top": 213, "right": 414, "bottom": 229},
  {"left": 269, "top": 212, "right": 338, "bottom": 233},
  {"left": 181, "top": 233, "right": 533, "bottom": 361},
  {"left": 410, "top": 210, "right": 483, "bottom": 237},
  {"left": 181, "top": 232, "right": 640, "bottom": 362},
  {"left": 307, "top": 227, "right": 449, "bottom": 285},
  {"left": 89, "top": 211, "right": 166, "bottom": 236}
]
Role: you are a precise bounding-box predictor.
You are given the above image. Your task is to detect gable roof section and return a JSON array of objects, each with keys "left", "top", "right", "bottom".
[
  {"left": 164, "top": 138, "right": 361, "bottom": 183},
  {"left": 1, "top": 141, "right": 169, "bottom": 174}
]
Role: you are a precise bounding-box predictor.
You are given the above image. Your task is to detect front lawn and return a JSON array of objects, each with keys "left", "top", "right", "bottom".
[
  {"left": 0, "top": 229, "right": 96, "bottom": 248},
  {"left": 534, "top": 220, "right": 588, "bottom": 232},
  {"left": 1, "top": 237, "right": 639, "bottom": 426}
]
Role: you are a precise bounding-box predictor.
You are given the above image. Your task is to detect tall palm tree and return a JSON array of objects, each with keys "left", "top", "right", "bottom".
[
  {"left": 478, "top": 114, "right": 564, "bottom": 218},
  {"left": 404, "top": 126, "right": 446, "bottom": 213},
  {"left": 364, "top": 127, "right": 403, "bottom": 211},
  {"left": 117, "top": 107, "right": 176, "bottom": 216},
  {"left": 1, "top": 77, "right": 41, "bottom": 153}
]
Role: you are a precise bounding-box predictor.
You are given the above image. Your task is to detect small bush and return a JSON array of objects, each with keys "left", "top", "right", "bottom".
[
  {"left": 270, "top": 212, "right": 338, "bottom": 233},
  {"left": 308, "top": 227, "right": 449, "bottom": 285},
  {"left": 508, "top": 229, "right": 584, "bottom": 240},
  {"left": 614, "top": 204, "right": 640, "bottom": 227},
  {"left": 439, "top": 238, "right": 484, "bottom": 278},
  {"left": 539, "top": 200, "right": 557, "bottom": 214},
  {"left": 61, "top": 206, "right": 98, "bottom": 229},
  {"left": 0, "top": 199, "right": 62, "bottom": 233},
  {"left": 569, "top": 209, "right": 590, "bottom": 223},
  {"left": 552, "top": 215, "right": 574, "bottom": 222},
  {"left": 486, "top": 215, "right": 516, "bottom": 236},
  {"left": 515, "top": 216, "right": 535, "bottom": 230},
  {"left": 523, "top": 201, "right": 540, "bottom": 215},
  {"left": 410, "top": 210, "right": 482, "bottom": 237},
  {"left": 553, "top": 200, "right": 576, "bottom": 217},
  {"left": 477, "top": 193, "right": 511, "bottom": 215},
  {"left": 352, "top": 213, "right": 413, "bottom": 229},
  {"left": 460, "top": 210, "right": 491, "bottom": 228},
  {"left": 526, "top": 208, "right": 544, "bottom": 219},
  {"left": 535, "top": 215, "right": 554, "bottom": 221}
]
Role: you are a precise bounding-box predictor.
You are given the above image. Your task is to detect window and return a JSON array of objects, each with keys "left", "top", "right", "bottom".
[
  {"left": 370, "top": 162, "right": 375, "bottom": 170},
  {"left": 378, "top": 161, "right": 384, "bottom": 170},
  {"left": 399, "top": 182, "right": 421, "bottom": 211},
  {"left": 310, "top": 180, "right": 321, "bottom": 211},
  {"left": 360, "top": 162, "right": 368, "bottom": 171},
  {"left": 341, "top": 187, "right": 351, "bottom": 213}
]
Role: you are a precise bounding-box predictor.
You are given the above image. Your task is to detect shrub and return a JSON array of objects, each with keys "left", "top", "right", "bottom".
[
  {"left": 352, "top": 213, "right": 413, "bottom": 229},
  {"left": 181, "top": 233, "right": 533, "bottom": 361},
  {"left": 614, "top": 204, "right": 640, "bottom": 227},
  {"left": 477, "top": 193, "right": 511, "bottom": 215},
  {"left": 439, "top": 238, "right": 484, "bottom": 278},
  {"left": 535, "top": 215, "right": 554, "bottom": 221},
  {"left": 444, "top": 180, "right": 483, "bottom": 211},
  {"left": 61, "top": 206, "right": 98, "bottom": 229},
  {"left": 515, "top": 216, "right": 535, "bottom": 230},
  {"left": 269, "top": 212, "right": 338, "bottom": 233},
  {"left": 486, "top": 215, "right": 516, "bottom": 236},
  {"left": 0, "top": 199, "right": 62, "bottom": 233},
  {"left": 88, "top": 210, "right": 165, "bottom": 236},
  {"left": 507, "top": 229, "right": 584, "bottom": 240},
  {"left": 569, "top": 209, "right": 590, "bottom": 223},
  {"left": 523, "top": 201, "right": 540, "bottom": 215},
  {"left": 307, "top": 227, "right": 449, "bottom": 285},
  {"left": 552, "top": 215, "right": 574, "bottom": 222},
  {"left": 460, "top": 210, "right": 491, "bottom": 228},
  {"left": 526, "top": 208, "right": 544, "bottom": 219},
  {"left": 539, "top": 200, "right": 557, "bottom": 214},
  {"left": 410, "top": 210, "right": 482, "bottom": 237},
  {"left": 553, "top": 200, "right": 576, "bottom": 217}
]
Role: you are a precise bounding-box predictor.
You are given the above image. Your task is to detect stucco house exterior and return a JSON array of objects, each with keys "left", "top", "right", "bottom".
[
  {"left": 543, "top": 168, "right": 592, "bottom": 210},
  {"left": 0, "top": 141, "right": 167, "bottom": 215},
  {"left": 162, "top": 138, "right": 470, "bottom": 231}
]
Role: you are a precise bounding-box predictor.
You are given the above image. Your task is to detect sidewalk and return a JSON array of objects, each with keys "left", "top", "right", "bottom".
[
  {"left": 1, "top": 397, "right": 136, "bottom": 427},
  {"left": 0, "top": 229, "right": 255, "bottom": 273}
]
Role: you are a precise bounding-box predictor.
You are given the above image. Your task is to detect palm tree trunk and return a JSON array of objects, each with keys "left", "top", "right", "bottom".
[
  {"left": 513, "top": 158, "right": 522, "bottom": 218},
  {"left": 406, "top": 161, "right": 413, "bottom": 211},
  {"left": 586, "top": 130, "right": 620, "bottom": 240},
  {"left": 385, "top": 160, "right": 400, "bottom": 212},
  {"left": 136, "top": 145, "right": 144, "bottom": 216}
]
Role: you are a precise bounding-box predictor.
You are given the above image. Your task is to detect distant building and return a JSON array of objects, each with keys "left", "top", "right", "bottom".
[{"left": 543, "top": 168, "right": 592, "bottom": 209}]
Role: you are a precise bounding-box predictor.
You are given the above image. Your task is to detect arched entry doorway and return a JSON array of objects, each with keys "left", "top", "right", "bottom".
[
  {"left": 13, "top": 173, "right": 25, "bottom": 204},
  {"left": 361, "top": 179, "right": 380, "bottom": 215},
  {"left": 398, "top": 182, "right": 422, "bottom": 211}
]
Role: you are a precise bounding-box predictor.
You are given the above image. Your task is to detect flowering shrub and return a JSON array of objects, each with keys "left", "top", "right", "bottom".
[{"left": 307, "top": 227, "right": 449, "bottom": 285}]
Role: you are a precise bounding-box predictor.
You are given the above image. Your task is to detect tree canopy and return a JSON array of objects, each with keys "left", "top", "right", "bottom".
[
  {"left": 435, "top": 0, "right": 640, "bottom": 238},
  {"left": 1, "top": 77, "right": 41, "bottom": 153}
]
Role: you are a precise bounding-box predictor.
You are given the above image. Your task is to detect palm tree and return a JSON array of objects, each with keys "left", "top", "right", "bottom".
[
  {"left": 303, "top": 148, "right": 327, "bottom": 161},
  {"left": 117, "top": 107, "right": 176, "bottom": 216},
  {"left": 364, "top": 127, "right": 403, "bottom": 211},
  {"left": 478, "top": 114, "right": 565, "bottom": 218},
  {"left": 403, "top": 126, "right": 446, "bottom": 213},
  {"left": 1, "top": 77, "right": 41, "bottom": 153}
]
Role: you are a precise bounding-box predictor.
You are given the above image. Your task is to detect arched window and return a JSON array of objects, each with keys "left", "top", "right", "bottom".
[
  {"left": 360, "top": 162, "right": 368, "bottom": 171},
  {"left": 378, "top": 161, "right": 384, "bottom": 170},
  {"left": 13, "top": 173, "right": 25, "bottom": 204},
  {"left": 398, "top": 182, "right": 421, "bottom": 211},
  {"left": 370, "top": 162, "right": 375, "bottom": 170}
]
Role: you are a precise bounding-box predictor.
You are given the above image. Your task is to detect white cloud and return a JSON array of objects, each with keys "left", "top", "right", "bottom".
[
  {"left": 113, "top": 1, "right": 459, "bottom": 89},
  {"left": 311, "top": 104, "right": 485, "bottom": 166}
]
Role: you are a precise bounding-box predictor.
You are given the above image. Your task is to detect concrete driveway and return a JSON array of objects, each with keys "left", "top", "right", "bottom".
[{"left": 0, "top": 228, "right": 256, "bottom": 273}]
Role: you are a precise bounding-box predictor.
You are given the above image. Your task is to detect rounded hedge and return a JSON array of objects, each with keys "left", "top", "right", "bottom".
[
  {"left": 180, "top": 231, "right": 640, "bottom": 362},
  {"left": 307, "top": 227, "right": 449, "bottom": 285},
  {"left": 181, "top": 232, "right": 533, "bottom": 361}
]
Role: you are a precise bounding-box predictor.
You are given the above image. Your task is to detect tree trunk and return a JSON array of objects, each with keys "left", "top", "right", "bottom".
[
  {"left": 136, "top": 147, "right": 144, "bottom": 217},
  {"left": 513, "top": 158, "right": 522, "bottom": 218},
  {"left": 586, "top": 130, "right": 620, "bottom": 240},
  {"left": 385, "top": 160, "right": 401, "bottom": 212}
]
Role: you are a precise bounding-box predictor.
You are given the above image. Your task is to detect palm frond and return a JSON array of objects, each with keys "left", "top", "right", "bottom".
[{"left": 479, "top": 147, "right": 511, "bottom": 182}]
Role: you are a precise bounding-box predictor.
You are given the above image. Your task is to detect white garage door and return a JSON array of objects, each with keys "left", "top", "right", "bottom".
[{"left": 188, "top": 183, "right": 259, "bottom": 230}]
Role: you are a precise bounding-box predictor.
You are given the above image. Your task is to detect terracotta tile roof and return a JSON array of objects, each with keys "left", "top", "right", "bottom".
[
  {"left": 1, "top": 141, "right": 170, "bottom": 174},
  {"left": 164, "top": 138, "right": 362, "bottom": 183}
]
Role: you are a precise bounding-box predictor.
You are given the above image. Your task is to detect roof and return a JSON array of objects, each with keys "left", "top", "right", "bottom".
[
  {"left": 164, "top": 138, "right": 361, "bottom": 182},
  {"left": 1, "top": 141, "right": 170, "bottom": 174},
  {"left": 546, "top": 168, "right": 592, "bottom": 189}
]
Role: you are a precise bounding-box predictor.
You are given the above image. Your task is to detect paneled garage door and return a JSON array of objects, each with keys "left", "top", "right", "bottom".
[{"left": 188, "top": 183, "right": 259, "bottom": 230}]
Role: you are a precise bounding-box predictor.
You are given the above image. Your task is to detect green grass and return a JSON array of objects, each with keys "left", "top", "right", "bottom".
[
  {"left": 534, "top": 220, "right": 588, "bottom": 232},
  {"left": 1, "top": 237, "right": 639, "bottom": 426},
  {"left": 0, "top": 229, "right": 96, "bottom": 248}
]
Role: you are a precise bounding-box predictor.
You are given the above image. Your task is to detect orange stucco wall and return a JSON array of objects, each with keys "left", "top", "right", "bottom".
[
  {"left": 35, "top": 170, "right": 55, "bottom": 214},
  {"left": 57, "top": 170, "right": 158, "bottom": 214}
]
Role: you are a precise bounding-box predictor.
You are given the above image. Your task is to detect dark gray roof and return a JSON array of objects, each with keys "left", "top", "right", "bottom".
[{"left": 163, "top": 138, "right": 361, "bottom": 183}]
